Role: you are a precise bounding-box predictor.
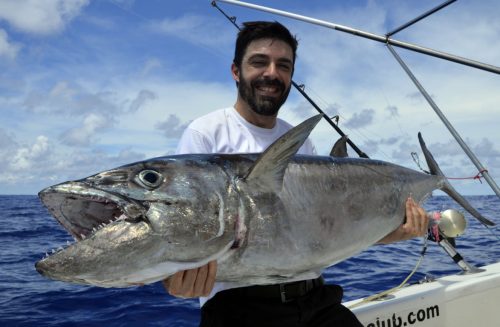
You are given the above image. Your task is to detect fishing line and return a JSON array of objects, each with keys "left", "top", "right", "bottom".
[
  {"left": 412, "top": 151, "right": 494, "bottom": 192},
  {"left": 347, "top": 236, "right": 429, "bottom": 309},
  {"left": 106, "top": 0, "right": 231, "bottom": 65},
  {"left": 287, "top": 58, "right": 402, "bottom": 163},
  {"left": 445, "top": 169, "right": 488, "bottom": 183},
  {"left": 289, "top": 85, "right": 378, "bottom": 157}
]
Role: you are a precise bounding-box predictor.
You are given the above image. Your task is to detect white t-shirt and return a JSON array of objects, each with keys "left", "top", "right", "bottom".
[{"left": 176, "top": 107, "right": 318, "bottom": 306}]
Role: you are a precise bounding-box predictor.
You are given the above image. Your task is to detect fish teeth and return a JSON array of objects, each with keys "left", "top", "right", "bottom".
[{"left": 80, "top": 234, "right": 86, "bottom": 240}]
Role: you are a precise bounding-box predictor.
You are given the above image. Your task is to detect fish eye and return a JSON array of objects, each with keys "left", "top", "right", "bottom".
[{"left": 137, "top": 170, "right": 163, "bottom": 189}]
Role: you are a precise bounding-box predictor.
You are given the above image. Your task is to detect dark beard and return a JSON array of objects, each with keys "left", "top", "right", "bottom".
[{"left": 238, "top": 73, "right": 291, "bottom": 117}]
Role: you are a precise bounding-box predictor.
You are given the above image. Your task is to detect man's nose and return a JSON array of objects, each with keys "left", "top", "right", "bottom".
[{"left": 263, "top": 62, "right": 278, "bottom": 78}]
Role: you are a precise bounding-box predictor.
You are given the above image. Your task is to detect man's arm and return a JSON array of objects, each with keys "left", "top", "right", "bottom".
[
  {"left": 377, "top": 197, "right": 429, "bottom": 244},
  {"left": 163, "top": 261, "right": 217, "bottom": 298}
]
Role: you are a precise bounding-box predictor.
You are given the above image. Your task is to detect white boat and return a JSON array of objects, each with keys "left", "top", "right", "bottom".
[{"left": 345, "top": 262, "right": 500, "bottom": 326}]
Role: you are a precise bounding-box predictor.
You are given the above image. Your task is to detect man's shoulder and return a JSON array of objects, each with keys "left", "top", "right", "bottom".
[{"left": 188, "top": 108, "right": 230, "bottom": 130}]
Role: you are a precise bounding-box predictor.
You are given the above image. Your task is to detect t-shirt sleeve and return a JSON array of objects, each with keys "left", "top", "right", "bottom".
[{"left": 176, "top": 128, "right": 213, "bottom": 155}]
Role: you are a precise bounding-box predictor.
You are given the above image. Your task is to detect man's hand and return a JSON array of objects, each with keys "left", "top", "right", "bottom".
[
  {"left": 378, "top": 197, "right": 429, "bottom": 244},
  {"left": 162, "top": 261, "right": 217, "bottom": 298}
]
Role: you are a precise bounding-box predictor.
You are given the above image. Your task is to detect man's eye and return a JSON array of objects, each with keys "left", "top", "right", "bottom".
[
  {"left": 251, "top": 60, "right": 267, "bottom": 67},
  {"left": 278, "top": 64, "right": 292, "bottom": 71}
]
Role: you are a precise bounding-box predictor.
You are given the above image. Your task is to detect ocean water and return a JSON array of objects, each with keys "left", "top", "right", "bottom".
[{"left": 0, "top": 194, "right": 498, "bottom": 326}]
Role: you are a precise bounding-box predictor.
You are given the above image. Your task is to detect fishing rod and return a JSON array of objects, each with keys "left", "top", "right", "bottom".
[
  {"left": 211, "top": 1, "right": 369, "bottom": 159},
  {"left": 213, "top": 0, "right": 500, "bottom": 198},
  {"left": 214, "top": 0, "right": 500, "bottom": 75}
]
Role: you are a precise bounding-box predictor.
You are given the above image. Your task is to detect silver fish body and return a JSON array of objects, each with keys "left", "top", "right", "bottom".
[{"left": 35, "top": 115, "right": 493, "bottom": 287}]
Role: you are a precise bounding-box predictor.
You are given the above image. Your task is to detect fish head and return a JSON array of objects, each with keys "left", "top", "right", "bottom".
[{"left": 36, "top": 155, "right": 239, "bottom": 287}]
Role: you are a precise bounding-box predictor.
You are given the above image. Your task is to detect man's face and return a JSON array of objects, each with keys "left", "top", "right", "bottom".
[{"left": 233, "top": 38, "right": 294, "bottom": 116}]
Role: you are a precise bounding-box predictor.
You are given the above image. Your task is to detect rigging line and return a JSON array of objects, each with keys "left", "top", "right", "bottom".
[
  {"left": 348, "top": 236, "right": 428, "bottom": 309},
  {"left": 107, "top": 0, "right": 230, "bottom": 63},
  {"left": 386, "top": 44, "right": 500, "bottom": 199},
  {"left": 211, "top": 1, "right": 369, "bottom": 158},
  {"left": 107, "top": 0, "right": 150, "bottom": 22},
  {"left": 214, "top": 0, "right": 500, "bottom": 75},
  {"left": 297, "top": 83, "right": 405, "bottom": 164},
  {"left": 288, "top": 86, "right": 380, "bottom": 158},
  {"left": 292, "top": 82, "right": 369, "bottom": 158},
  {"left": 291, "top": 64, "right": 404, "bottom": 163},
  {"left": 386, "top": 0, "right": 457, "bottom": 37}
]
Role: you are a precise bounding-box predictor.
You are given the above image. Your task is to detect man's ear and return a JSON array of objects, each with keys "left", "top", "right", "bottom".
[{"left": 231, "top": 63, "right": 240, "bottom": 83}]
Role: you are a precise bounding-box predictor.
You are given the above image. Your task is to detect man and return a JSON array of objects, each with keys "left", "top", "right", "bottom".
[{"left": 163, "top": 21, "right": 428, "bottom": 326}]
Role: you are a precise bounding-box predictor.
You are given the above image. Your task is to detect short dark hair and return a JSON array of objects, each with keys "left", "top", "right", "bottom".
[{"left": 233, "top": 21, "right": 298, "bottom": 68}]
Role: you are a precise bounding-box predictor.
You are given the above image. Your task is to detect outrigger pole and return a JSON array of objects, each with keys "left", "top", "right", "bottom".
[
  {"left": 214, "top": 0, "right": 500, "bottom": 75},
  {"left": 213, "top": 0, "right": 500, "bottom": 198}
]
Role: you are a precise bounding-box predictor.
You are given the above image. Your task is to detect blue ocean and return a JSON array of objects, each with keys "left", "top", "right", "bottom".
[{"left": 0, "top": 194, "right": 498, "bottom": 326}]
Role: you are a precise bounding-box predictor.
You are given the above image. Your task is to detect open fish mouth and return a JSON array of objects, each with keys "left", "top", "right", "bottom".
[{"left": 39, "top": 183, "right": 146, "bottom": 242}]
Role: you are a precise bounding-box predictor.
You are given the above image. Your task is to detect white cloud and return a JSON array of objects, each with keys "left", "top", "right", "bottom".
[
  {"left": 0, "top": 0, "right": 89, "bottom": 35},
  {"left": 0, "top": 129, "right": 17, "bottom": 172},
  {"left": 109, "top": 0, "right": 135, "bottom": 10},
  {"left": 0, "top": 28, "right": 20, "bottom": 59},
  {"left": 150, "top": 14, "right": 234, "bottom": 50},
  {"left": 344, "top": 109, "right": 375, "bottom": 129},
  {"left": 385, "top": 105, "right": 399, "bottom": 118},
  {"left": 9, "top": 135, "right": 51, "bottom": 171},
  {"left": 22, "top": 82, "right": 120, "bottom": 116},
  {"left": 127, "top": 89, "right": 156, "bottom": 113},
  {"left": 156, "top": 114, "right": 191, "bottom": 139},
  {"left": 61, "top": 113, "right": 111, "bottom": 147},
  {"left": 140, "top": 58, "right": 163, "bottom": 77},
  {"left": 21, "top": 80, "right": 156, "bottom": 120}
]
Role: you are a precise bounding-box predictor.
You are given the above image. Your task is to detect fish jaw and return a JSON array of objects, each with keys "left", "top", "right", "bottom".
[
  {"left": 35, "top": 218, "right": 235, "bottom": 287},
  {"left": 36, "top": 162, "right": 240, "bottom": 287},
  {"left": 38, "top": 182, "right": 146, "bottom": 241}
]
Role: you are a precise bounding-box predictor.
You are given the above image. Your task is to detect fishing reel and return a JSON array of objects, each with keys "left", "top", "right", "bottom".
[
  {"left": 427, "top": 209, "right": 466, "bottom": 242},
  {"left": 427, "top": 209, "right": 484, "bottom": 274}
]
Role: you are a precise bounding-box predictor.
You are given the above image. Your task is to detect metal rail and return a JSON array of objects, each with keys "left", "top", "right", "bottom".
[
  {"left": 387, "top": 44, "right": 500, "bottom": 197},
  {"left": 214, "top": 0, "right": 500, "bottom": 75}
]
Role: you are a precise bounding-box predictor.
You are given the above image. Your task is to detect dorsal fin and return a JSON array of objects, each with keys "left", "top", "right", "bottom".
[
  {"left": 244, "top": 115, "right": 322, "bottom": 192},
  {"left": 330, "top": 135, "right": 349, "bottom": 157}
]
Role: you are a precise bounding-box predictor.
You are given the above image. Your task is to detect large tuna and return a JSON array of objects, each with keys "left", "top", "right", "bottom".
[{"left": 35, "top": 115, "right": 494, "bottom": 287}]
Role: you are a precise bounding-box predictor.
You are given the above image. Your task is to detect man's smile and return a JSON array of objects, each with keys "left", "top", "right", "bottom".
[{"left": 253, "top": 80, "right": 285, "bottom": 98}]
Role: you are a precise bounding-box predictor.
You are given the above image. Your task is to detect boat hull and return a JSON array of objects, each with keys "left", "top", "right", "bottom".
[{"left": 345, "top": 262, "right": 500, "bottom": 326}]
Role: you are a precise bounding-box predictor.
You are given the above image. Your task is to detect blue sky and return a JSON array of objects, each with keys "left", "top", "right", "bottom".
[{"left": 0, "top": 0, "right": 499, "bottom": 195}]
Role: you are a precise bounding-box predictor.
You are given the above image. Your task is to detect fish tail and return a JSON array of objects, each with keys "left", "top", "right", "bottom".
[{"left": 418, "top": 132, "right": 495, "bottom": 226}]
